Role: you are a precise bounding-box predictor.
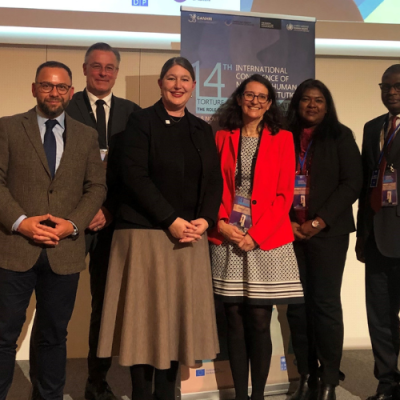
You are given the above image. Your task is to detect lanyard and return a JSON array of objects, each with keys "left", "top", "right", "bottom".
[
  {"left": 377, "top": 117, "right": 400, "bottom": 167},
  {"left": 298, "top": 140, "right": 313, "bottom": 174},
  {"left": 235, "top": 129, "right": 262, "bottom": 192}
]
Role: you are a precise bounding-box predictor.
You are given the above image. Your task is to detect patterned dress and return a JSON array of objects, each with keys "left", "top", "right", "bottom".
[{"left": 211, "top": 136, "right": 304, "bottom": 305}]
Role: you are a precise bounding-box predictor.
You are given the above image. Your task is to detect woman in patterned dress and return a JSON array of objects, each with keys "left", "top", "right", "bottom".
[{"left": 208, "top": 74, "right": 303, "bottom": 400}]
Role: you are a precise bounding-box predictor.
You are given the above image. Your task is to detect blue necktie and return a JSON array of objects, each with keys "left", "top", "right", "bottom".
[{"left": 44, "top": 119, "right": 58, "bottom": 178}]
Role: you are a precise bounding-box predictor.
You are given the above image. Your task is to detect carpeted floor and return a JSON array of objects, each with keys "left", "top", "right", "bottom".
[{"left": 7, "top": 349, "right": 379, "bottom": 400}]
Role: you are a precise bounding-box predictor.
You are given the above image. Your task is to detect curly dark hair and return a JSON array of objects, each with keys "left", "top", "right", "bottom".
[
  {"left": 214, "top": 74, "right": 282, "bottom": 134},
  {"left": 286, "top": 79, "right": 341, "bottom": 145}
]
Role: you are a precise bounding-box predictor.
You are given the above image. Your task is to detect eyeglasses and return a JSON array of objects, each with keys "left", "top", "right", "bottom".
[
  {"left": 36, "top": 82, "right": 72, "bottom": 94},
  {"left": 379, "top": 83, "right": 400, "bottom": 93},
  {"left": 242, "top": 91, "right": 269, "bottom": 104},
  {"left": 88, "top": 63, "right": 118, "bottom": 74}
]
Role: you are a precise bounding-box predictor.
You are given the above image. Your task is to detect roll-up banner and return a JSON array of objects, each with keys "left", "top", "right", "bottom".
[
  {"left": 181, "top": 7, "right": 315, "bottom": 121},
  {"left": 180, "top": 7, "right": 315, "bottom": 398}
]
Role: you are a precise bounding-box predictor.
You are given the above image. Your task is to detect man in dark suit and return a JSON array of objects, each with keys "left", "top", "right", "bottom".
[
  {"left": 356, "top": 64, "right": 400, "bottom": 400},
  {"left": 66, "top": 42, "right": 140, "bottom": 400},
  {"left": 0, "top": 61, "right": 106, "bottom": 400}
]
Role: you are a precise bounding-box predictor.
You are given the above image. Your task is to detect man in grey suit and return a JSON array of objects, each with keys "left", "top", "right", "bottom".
[
  {"left": 66, "top": 42, "right": 140, "bottom": 400},
  {"left": 0, "top": 61, "right": 106, "bottom": 400},
  {"left": 356, "top": 64, "right": 400, "bottom": 400}
]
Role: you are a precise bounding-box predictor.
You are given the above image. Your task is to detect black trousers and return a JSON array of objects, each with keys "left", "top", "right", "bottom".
[
  {"left": 365, "top": 233, "right": 400, "bottom": 394},
  {"left": 286, "top": 234, "right": 349, "bottom": 386},
  {"left": 0, "top": 249, "right": 79, "bottom": 400},
  {"left": 85, "top": 225, "right": 114, "bottom": 383}
]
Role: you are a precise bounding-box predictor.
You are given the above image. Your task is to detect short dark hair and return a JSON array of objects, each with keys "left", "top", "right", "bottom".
[
  {"left": 35, "top": 61, "right": 72, "bottom": 81},
  {"left": 159, "top": 57, "right": 196, "bottom": 81},
  {"left": 382, "top": 64, "right": 400, "bottom": 79},
  {"left": 214, "top": 74, "right": 282, "bottom": 134},
  {"left": 286, "top": 79, "right": 341, "bottom": 155},
  {"left": 84, "top": 42, "right": 121, "bottom": 65}
]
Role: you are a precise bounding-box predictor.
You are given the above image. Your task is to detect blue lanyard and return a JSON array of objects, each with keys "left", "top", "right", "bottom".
[
  {"left": 298, "top": 140, "right": 313, "bottom": 174},
  {"left": 377, "top": 118, "right": 400, "bottom": 167}
]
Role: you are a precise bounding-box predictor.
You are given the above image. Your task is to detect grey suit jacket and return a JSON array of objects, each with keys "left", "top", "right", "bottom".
[
  {"left": 66, "top": 90, "right": 140, "bottom": 138},
  {"left": 66, "top": 90, "right": 140, "bottom": 215},
  {"left": 357, "top": 113, "right": 400, "bottom": 257},
  {"left": 0, "top": 108, "right": 107, "bottom": 274}
]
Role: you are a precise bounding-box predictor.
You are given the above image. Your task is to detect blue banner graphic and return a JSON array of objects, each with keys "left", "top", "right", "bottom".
[{"left": 181, "top": 9, "right": 315, "bottom": 121}]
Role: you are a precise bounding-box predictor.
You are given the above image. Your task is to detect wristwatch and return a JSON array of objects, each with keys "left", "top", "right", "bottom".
[
  {"left": 69, "top": 220, "right": 79, "bottom": 240},
  {"left": 311, "top": 219, "right": 321, "bottom": 229}
]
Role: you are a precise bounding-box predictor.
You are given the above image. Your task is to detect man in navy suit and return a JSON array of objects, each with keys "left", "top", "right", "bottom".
[
  {"left": 357, "top": 64, "right": 400, "bottom": 400},
  {"left": 66, "top": 42, "right": 140, "bottom": 400}
]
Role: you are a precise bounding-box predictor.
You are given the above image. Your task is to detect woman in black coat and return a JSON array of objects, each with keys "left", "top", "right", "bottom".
[
  {"left": 97, "top": 57, "right": 222, "bottom": 400},
  {"left": 285, "top": 79, "right": 363, "bottom": 400}
]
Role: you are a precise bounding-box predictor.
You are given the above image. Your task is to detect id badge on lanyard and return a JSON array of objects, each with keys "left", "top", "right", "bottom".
[
  {"left": 294, "top": 141, "right": 312, "bottom": 210},
  {"left": 294, "top": 175, "right": 309, "bottom": 210},
  {"left": 370, "top": 118, "right": 400, "bottom": 206},
  {"left": 382, "top": 166, "right": 398, "bottom": 207},
  {"left": 229, "top": 194, "right": 252, "bottom": 232}
]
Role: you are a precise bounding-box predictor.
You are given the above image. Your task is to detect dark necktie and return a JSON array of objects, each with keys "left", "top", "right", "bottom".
[
  {"left": 44, "top": 119, "right": 58, "bottom": 178},
  {"left": 370, "top": 116, "right": 398, "bottom": 213},
  {"left": 96, "top": 99, "right": 107, "bottom": 149}
]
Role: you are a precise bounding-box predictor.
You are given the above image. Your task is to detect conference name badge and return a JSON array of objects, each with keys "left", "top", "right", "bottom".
[
  {"left": 382, "top": 168, "right": 398, "bottom": 207},
  {"left": 100, "top": 149, "right": 108, "bottom": 162},
  {"left": 370, "top": 169, "right": 379, "bottom": 188},
  {"left": 229, "top": 194, "right": 252, "bottom": 233},
  {"left": 293, "top": 175, "right": 309, "bottom": 210}
]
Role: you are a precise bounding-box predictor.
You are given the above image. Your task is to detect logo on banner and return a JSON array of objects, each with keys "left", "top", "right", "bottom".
[
  {"left": 188, "top": 14, "right": 213, "bottom": 23},
  {"left": 225, "top": 18, "right": 233, "bottom": 26},
  {"left": 260, "top": 18, "right": 281, "bottom": 30},
  {"left": 286, "top": 23, "right": 310, "bottom": 33},
  {"left": 132, "top": 0, "right": 148, "bottom": 5}
]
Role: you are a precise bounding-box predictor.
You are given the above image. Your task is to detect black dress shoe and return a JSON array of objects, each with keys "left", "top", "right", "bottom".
[
  {"left": 85, "top": 379, "right": 118, "bottom": 400},
  {"left": 317, "top": 384, "right": 336, "bottom": 400},
  {"left": 290, "top": 375, "right": 319, "bottom": 400}
]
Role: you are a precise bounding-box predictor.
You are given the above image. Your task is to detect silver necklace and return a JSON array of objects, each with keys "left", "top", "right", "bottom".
[{"left": 170, "top": 115, "right": 183, "bottom": 123}]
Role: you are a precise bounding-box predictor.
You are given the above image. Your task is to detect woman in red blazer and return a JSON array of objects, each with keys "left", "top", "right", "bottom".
[{"left": 208, "top": 74, "right": 303, "bottom": 400}]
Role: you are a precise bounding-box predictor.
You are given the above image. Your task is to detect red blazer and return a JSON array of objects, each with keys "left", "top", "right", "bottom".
[{"left": 208, "top": 126, "right": 295, "bottom": 251}]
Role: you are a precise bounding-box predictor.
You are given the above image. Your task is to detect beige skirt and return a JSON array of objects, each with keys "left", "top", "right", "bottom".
[{"left": 97, "top": 229, "right": 219, "bottom": 369}]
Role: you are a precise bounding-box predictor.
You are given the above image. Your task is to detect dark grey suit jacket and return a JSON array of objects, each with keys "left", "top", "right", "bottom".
[
  {"left": 66, "top": 90, "right": 140, "bottom": 138},
  {"left": 357, "top": 113, "right": 400, "bottom": 257},
  {"left": 66, "top": 90, "right": 140, "bottom": 215},
  {"left": 0, "top": 109, "right": 107, "bottom": 274}
]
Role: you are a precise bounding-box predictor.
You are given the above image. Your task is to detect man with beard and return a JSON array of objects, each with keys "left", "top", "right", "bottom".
[
  {"left": 66, "top": 43, "right": 140, "bottom": 400},
  {"left": 0, "top": 61, "right": 106, "bottom": 400},
  {"left": 357, "top": 64, "right": 400, "bottom": 400}
]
